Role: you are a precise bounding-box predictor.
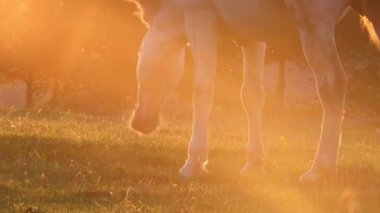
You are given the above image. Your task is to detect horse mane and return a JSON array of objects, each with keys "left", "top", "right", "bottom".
[{"left": 126, "top": 0, "right": 164, "bottom": 27}]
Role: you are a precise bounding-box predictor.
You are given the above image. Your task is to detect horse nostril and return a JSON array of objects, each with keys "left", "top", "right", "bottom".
[{"left": 130, "top": 112, "right": 159, "bottom": 134}]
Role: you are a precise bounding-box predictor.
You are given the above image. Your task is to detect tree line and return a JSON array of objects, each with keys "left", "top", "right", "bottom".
[{"left": 0, "top": 0, "right": 378, "bottom": 113}]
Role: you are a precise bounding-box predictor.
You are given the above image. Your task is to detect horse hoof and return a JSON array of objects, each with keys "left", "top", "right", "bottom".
[
  {"left": 299, "top": 168, "right": 336, "bottom": 184},
  {"left": 179, "top": 164, "right": 210, "bottom": 180},
  {"left": 299, "top": 171, "right": 319, "bottom": 184},
  {"left": 178, "top": 165, "right": 195, "bottom": 179},
  {"left": 240, "top": 164, "right": 265, "bottom": 178}
]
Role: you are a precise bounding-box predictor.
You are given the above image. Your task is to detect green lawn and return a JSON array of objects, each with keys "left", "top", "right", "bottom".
[{"left": 0, "top": 109, "right": 379, "bottom": 212}]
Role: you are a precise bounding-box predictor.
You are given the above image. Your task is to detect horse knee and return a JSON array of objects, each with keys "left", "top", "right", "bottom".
[
  {"left": 193, "top": 80, "right": 214, "bottom": 101},
  {"left": 317, "top": 73, "right": 348, "bottom": 114},
  {"left": 241, "top": 84, "right": 264, "bottom": 110}
]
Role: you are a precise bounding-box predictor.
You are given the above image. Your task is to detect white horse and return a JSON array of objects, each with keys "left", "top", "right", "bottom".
[{"left": 129, "top": 0, "right": 380, "bottom": 183}]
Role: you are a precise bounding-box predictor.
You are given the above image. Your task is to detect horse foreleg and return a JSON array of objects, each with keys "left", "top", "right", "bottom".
[
  {"left": 179, "top": 3, "right": 219, "bottom": 179},
  {"left": 240, "top": 42, "right": 266, "bottom": 177},
  {"left": 299, "top": 27, "right": 348, "bottom": 183}
]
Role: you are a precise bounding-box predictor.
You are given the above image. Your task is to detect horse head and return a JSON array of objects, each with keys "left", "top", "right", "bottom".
[{"left": 129, "top": 0, "right": 186, "bottom": 134}]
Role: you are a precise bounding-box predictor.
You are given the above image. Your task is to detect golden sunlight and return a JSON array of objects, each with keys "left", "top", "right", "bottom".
[{"left": 0, "top": 0, "right": 379, "bottom": 212}]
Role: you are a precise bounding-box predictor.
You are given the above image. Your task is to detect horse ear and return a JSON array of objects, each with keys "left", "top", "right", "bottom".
[{"left": 125, "top": 0, "right": 162, "bottom": 27}]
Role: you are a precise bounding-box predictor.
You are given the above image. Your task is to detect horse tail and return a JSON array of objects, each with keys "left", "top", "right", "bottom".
[
  {"left": 351, "top": 0, "right": 380, "bottom": 50},
  {"left": 361, "top": 16, "right": 380, "bottom": 50}
]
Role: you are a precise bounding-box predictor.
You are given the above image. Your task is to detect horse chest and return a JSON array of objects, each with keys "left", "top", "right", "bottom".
[{"left": 213, "top": 0, "right": 298, "bottom": 43}]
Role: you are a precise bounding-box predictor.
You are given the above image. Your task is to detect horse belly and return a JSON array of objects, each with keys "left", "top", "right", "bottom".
[{"left": 213, "top": 0, "right": 297, "bottom": 43}]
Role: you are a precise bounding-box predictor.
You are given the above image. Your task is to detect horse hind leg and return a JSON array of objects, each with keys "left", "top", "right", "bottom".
[
  {"left": 240, "top": 41, "right": 266, "bottom": 177},
  {"left": 298, "top": 26, "right": 348, "bottom": 183}
]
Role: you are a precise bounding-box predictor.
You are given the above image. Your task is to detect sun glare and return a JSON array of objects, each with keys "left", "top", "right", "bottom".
[{"left": 0, "top": 0, "right": 379, "bottom": 212}]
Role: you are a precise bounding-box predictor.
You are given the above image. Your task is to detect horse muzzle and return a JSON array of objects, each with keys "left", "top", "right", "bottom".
[{"left": 130, "top": 110, "right": 160, "bottom": 134}]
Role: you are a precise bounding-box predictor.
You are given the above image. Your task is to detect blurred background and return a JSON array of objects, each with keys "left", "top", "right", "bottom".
[{"left": 0, "top": 0, "right": 379, "bottom": 115}]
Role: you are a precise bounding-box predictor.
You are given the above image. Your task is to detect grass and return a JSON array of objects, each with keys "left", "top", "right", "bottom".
[{"left": 0, "top": 108, "right": 379, "bottom": 212}]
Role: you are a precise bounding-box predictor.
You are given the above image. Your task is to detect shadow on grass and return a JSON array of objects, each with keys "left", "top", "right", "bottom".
[
  {"left": 1, "top": 134, "right": 380, "bottom": 212},
  {"left": 1, "top": 134, "right": 379, "bottom": 183},
  {"left": 0, "top": 134, "right": 187, "bottom": 184}
]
